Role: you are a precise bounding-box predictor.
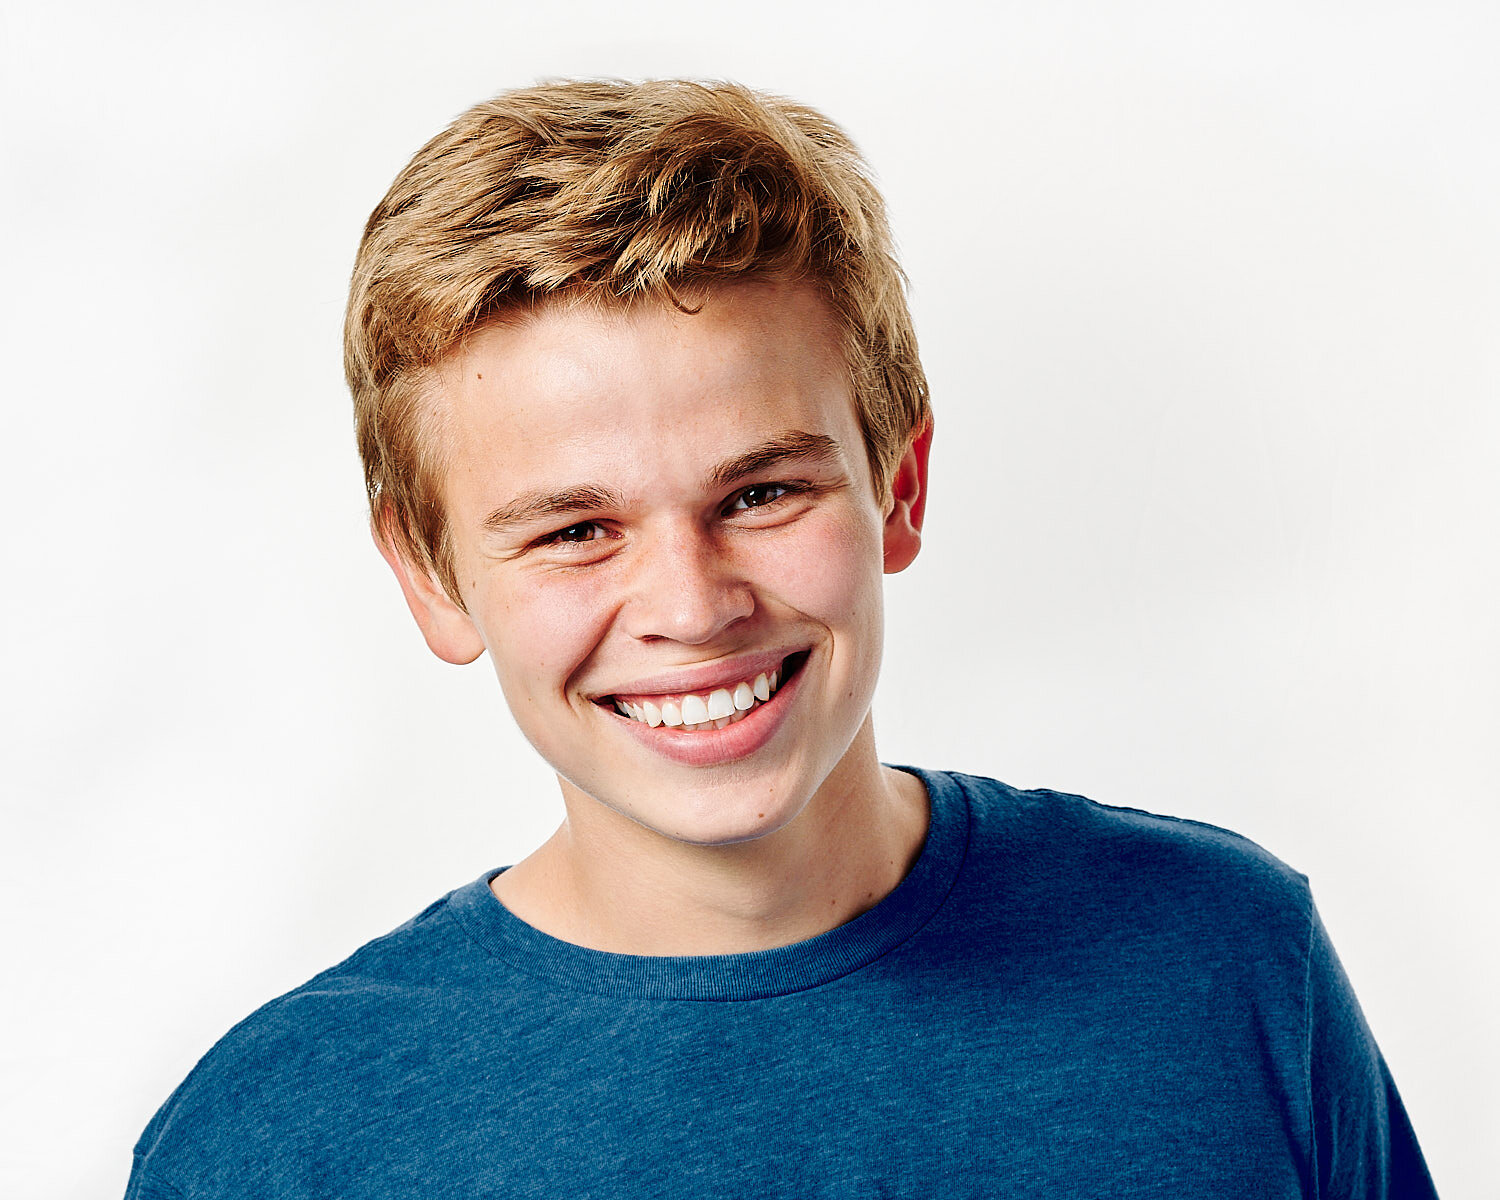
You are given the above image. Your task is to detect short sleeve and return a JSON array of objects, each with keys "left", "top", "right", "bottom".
[
  {"left": 1306, "top": 901, "right": 1438, "bottom": 1198},
  {"left": 123, "top": 1161, "right": 187, "bottom": 1200}
]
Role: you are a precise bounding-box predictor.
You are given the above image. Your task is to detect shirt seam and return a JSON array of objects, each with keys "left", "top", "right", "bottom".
[
  {"left": 1302, "top": 898, "right": 1319, "bottom": 1200},
  {"left": 130, "top": 1158, "right": 190, "bottom": 1200},
  {"left": 1034, "top": 787, "right": 1291, "bottom": 857},
  {"left": 444, "top": 768, "right": 974, "bottom": 1002}
]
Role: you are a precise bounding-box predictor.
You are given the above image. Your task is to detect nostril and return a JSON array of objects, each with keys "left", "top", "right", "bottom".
[{"left": 622, "top": 576, "right": 755, "bottom": 645}]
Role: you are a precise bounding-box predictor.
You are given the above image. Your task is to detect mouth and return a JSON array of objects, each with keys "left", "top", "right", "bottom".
[{"left": 596, "top": 651, "right": 810, "bottom": 733}]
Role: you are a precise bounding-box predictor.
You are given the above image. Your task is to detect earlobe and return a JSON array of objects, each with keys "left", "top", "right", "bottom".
[
  {"left": 882, "top": 420, "right": 932, "bottom": 574},
  {"left": 372, "top": 516, "right": 486, "bottom": 665}
]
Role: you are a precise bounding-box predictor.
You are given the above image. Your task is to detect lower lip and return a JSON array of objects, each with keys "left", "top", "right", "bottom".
[{"left": 604, "top": 658, "right": 805, "bottom": 767}]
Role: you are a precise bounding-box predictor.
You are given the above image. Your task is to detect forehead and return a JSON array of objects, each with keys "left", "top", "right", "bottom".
[{"left": 428, "top": 281, "right": 863, "bottom": 507}]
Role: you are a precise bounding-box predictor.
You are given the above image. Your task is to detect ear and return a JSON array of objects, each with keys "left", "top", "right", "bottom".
[
  {"left": 372, "top": 514, "right": 486, "bottom": 665},
  {"left": 882, "top": 419, "right": 932, "bottom": 574}
]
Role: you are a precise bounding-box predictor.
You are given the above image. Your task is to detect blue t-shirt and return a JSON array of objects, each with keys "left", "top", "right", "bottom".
[{"left": 127, "top": 769, "right": 1436, "bottom": 1197}]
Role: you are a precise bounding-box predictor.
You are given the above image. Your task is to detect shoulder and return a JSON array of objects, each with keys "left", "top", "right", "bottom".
[
  {"left": 129, "top": 879, "right": 491, "bottom": 1190},
  {"left": 920, "top": 768, "right": 1314, "bottom": 953}
]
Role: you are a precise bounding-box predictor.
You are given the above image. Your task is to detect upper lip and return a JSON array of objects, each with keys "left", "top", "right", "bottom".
[{"left": 591, "top": 648, "right": 803, "bottom": 701}]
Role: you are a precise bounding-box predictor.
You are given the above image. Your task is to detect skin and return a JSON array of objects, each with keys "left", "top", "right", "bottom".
[{"left": 379, "top": 280, "right": 932, "bottom": 955}]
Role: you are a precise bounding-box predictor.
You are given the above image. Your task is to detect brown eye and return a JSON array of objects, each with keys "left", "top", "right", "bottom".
[
  {"left": 551, "top": 522, "right": 603, "bottom": 543},
  {"left": 732, "top": 484, "right": 788, "bottom": 511}
]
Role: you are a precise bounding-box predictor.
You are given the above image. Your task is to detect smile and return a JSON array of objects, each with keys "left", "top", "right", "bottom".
[{"left": 602, "top": 652, "right": 806, "bottom": 733}]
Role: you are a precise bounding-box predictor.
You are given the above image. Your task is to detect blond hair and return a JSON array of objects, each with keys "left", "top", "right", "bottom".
[{"left": 345, "top": 79, "right": 929, "bottom": 601}]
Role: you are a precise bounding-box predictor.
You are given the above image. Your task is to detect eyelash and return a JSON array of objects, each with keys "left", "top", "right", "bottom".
[
  {"left": 540, "top": 522, "right": 609, "bottom": 547},
  {"left": 533, "top": 482, "right": 811, "bottom": 552},
  {"left": 727, "top": 481, "right": 804, "bottom": 511}
]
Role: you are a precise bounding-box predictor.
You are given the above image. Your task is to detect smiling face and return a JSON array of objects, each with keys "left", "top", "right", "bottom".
[{"left": 383, "top": 280, "right": 927, "bottom": 849}]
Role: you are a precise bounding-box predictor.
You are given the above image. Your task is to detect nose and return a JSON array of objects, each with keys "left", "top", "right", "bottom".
[{"left": 619, "top": 523, "right": 755, "bottom": 645}]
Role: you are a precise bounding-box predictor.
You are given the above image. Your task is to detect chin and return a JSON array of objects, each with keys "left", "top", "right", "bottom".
[{"left": 614, "top": 772, "right": 814, "bottom": 849}]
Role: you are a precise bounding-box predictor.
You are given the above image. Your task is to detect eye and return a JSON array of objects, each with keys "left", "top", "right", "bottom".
[
  {"left": 543, "top": 521, "right": 607, "bottom": 545},
  {"left": 728, "top": 483, "right": 792, "bottom": 511}
]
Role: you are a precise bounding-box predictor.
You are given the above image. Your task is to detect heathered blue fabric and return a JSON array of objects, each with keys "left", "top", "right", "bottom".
[{"left": 127, "top": 769, "right": 1436, "bottom": 1197}]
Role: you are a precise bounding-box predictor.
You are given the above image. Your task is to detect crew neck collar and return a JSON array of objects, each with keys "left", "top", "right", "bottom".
[{"left": 447, "top": 767, "right": 971, "bottom": 1001}]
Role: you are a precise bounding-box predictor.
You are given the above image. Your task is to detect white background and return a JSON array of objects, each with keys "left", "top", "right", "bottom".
[{"left": 3, "top": 1, "right": 1495, "bottom": 1195}]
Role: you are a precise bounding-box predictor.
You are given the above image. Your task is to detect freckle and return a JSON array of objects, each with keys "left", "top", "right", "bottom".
[
  {"left": 757, "top": 813, "right": 764, "bottom": 819},
  {"left": 476, "top": 373, "right": 483, "bottom": 379}
]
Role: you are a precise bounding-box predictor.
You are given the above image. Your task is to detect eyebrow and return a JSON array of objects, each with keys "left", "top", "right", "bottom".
[
  {"left": 706, "top": 430, "right": 843, "bottom": 490},
  {"left": 480, "top": 430, "right": 845, "bottom": 536},
  {"left": 482, "top": 484, "right": 624, "bottom": 535}
]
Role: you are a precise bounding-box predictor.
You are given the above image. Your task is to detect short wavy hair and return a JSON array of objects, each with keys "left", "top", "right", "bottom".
[{"left": 345, "top": 79, "right": 930, "bottom": 602}]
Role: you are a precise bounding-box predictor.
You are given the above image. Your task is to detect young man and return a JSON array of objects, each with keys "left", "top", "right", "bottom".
[{"left": 128, "top": 81, "right": 1436, "bottom": 1197}]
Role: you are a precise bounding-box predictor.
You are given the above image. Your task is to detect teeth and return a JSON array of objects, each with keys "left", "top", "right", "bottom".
[{"left": 610, "top": 659, "right": 793, "bottom": 732}]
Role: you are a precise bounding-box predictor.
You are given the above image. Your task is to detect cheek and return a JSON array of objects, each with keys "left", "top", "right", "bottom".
[
  {"left": 475, "top": 573, "right": 617, "bottom": 697},
  {"left": 757, "top": 508, "right": 885, "bottom": 629}
]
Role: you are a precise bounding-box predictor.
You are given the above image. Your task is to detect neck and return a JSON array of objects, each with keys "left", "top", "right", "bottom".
[{"left": 492, "top": 729, "right": 929, "bottom": 956}]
